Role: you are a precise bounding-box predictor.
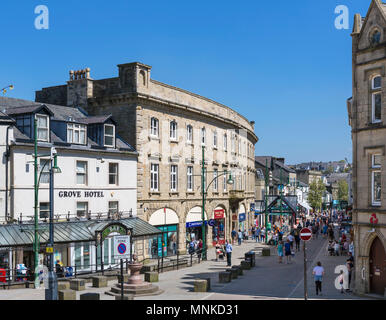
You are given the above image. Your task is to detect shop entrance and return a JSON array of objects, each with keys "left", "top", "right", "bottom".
[
  {"left": 369, "top": 236, "right": 386, "bottom": 295},
  {"left": 212, "top": 208, "right": 226, "bottom": 246}
]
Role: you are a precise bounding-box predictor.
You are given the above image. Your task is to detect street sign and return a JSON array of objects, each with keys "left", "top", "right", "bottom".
[
  {"left": 300, "top": 228, "right": 312, "bottom": 241},
  {"left": 113, "top": 235, "right": 131, "bottom": 259},
  {"left": 45, "top": 247, "right": 53, "bottom": 253},
  {"left": 208, "top": 219, "right": 215, "bottom": 227}
]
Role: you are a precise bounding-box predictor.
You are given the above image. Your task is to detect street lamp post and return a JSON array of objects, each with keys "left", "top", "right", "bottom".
[
  {"left": 200, "top": 146, "right": 233, "bottom": 261},
  {"left": 45, "top": 147, "right": 61, "bottom": 300}
]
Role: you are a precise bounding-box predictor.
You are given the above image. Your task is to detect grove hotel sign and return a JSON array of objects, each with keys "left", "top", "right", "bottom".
[{"left": 58, "top": 190, "right": 105, "bottom": 198}]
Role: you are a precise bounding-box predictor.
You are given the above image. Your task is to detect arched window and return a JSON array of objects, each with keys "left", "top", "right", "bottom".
[
  {"left": 150, "top": 117, "right": 159, "bottom": 137},
  {"left": 371, "top": 75, "right": 382, "bottom": 123},
  {"left": 170, "top": 121, "right": 177, "bottom": 140},
  {"left": 186, "top": 125, "right": 193, "bottom": 143},
  {"left": 201, "top": 127, "right": 206, "bottom": 146},
  {"left": 370, "top": 29, "right": 381, "bottom": 46}
]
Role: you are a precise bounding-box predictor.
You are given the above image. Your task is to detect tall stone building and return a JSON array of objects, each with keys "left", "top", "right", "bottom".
[
  {"left": 347, "top": 0, "right": 386, "bottom": 296},
  {"left": 36, "top": 62, "right": 258, "bottom": 257}
]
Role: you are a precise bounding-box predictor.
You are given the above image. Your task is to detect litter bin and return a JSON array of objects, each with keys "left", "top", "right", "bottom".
[{"left": 244, "top": 251, "right": 256, "bottom": 267}]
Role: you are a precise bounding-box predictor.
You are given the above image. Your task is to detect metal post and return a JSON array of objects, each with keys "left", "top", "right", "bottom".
[
  {"left": 45, "top": 156, "right": 58, "bottom": 300},
  {"left": 265, "top": 159, "right": 268, "bottom": 244},
  {"left": 33, "top": 118, "right": 39, "bottom": 285},
  {"left": 304, "top": 241, "right": 307, "bottom": 300},
  {"left": 201, "top": 146, "right": 207, "bottom": 261},
  {"left": 120, "top": 259, "right": 124, "bottom": 300}
]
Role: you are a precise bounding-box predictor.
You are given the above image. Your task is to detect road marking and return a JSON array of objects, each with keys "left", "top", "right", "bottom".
[{"left": 287, "top": 238, "right": 328, "bottom": 299}]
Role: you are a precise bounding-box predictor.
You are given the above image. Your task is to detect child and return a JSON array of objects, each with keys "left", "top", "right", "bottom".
[
  {"left": 277, "top": 241, "right": 284, "bottom": 263},
  {"left": 338, "top": 270, "right": 344, "bottom": 293}
]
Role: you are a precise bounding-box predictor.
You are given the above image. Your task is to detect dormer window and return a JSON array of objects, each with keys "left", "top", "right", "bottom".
[
  {"left": 104, "top": 124, "right": 115, "bottom": 147},
  {"left": 36, "top": 114, "right": 49, "bottom": 142},
  {"left": 67, "top": 123, "right": 87, "bottom": 145}
]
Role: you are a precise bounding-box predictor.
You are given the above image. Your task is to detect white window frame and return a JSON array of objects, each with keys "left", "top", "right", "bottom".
[
  {"left": 108, "top": 201, "right": 119, "bottom": 215},
  {"left": 36, "top": 114, "right": 49, "bottom": 142},
  {"left": 104, "top": 124, "right": 115, "bottom": 148},
  {"left": 170, "top": 121, "right": 177, "bottom": 141},
  {"left": 213, "top": 169, "right": 218, "bottom": 192},
  {"left": 372, "top": 75, "right": 382, "bottom": 123},
  {"left": 67, "top": 123, "right": 87, "bottom": 145},
  {"left": 186, "top": 125, "right": 193, "bottom": 144},
  {"left": 371, "top": 154, "right": 382, "bottom": 206},
  {"left": 150, "top": 163, "right": 159, "bottom": 192},
  {"left": 223, "top": 173, "right": 227, "bottom": 192},
  {"left": 213, "top": 131, "right": 218, "bottom": 149},
  {"left": 201, "top": 128, "right": 206, "bottom": 146},
  {"left": 223, "top": 133, "right": 228, "bottom": 151},
  {"left": 150, "top": 117, "right": 159, "bottom": 137},
  {"left": 76, "top": 161, "right": 88, "bottom": 185},
  {"left": 39, "top": 159, "right": 50, "bottom": 184},
  {"left": 170, "top": 165, "right": 178, "bottom": 192},
  {"left": 187, "top": 166, "right": 193, "bottom": 192},
  {"left": 109, "top": 163, "right": 119, "bottom": 185},
  {"left": 76, "top": 201, "right": 88, "bottom": 217}
]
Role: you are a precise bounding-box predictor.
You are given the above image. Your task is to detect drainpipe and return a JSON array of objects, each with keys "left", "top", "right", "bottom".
[{"left": 5, "top": 125, "right": 12, "bottom": 223}]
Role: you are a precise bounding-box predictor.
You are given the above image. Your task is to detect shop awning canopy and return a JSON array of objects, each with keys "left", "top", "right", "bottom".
[
  {"left": 298, "top": 202, "right": 312, "bottom": 211},
  {"left": 0, "top": 217, "right": 162, "bottom": 248}
]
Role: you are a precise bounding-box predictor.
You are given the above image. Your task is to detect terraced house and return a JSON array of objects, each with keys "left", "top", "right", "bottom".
[{"left": 35, "top": 62, "right": 259, "bottom": 257}]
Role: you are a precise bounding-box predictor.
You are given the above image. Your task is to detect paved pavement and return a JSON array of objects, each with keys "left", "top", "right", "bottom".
[{"left": 0, "top": 229, "right": 372, "bottom": 300}]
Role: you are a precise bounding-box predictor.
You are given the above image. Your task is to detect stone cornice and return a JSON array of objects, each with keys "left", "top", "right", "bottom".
[{"left": 88, "top": 92, "right": 259, "bottom": 144}]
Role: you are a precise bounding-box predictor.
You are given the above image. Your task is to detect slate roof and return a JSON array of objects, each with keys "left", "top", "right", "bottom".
[{"left": 0, "top": 97, "right": 136, "bottom": 153}]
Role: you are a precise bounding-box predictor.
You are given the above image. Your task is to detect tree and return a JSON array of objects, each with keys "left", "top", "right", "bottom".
[
  {"left": 337, "top": 180, "right": 349, "bottom": 201},
  {"left": 308, "top": 179, "right": 326, "bottom": 212}
]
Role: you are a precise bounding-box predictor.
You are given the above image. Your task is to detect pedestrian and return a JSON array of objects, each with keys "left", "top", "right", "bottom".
[
  {"left": 251, "top": 225, "right": 256, "bottom": 241},
  {"left": 288, "top": 233, "right": 294, "bottom": 250},
  {"left": 312, "top": 262, "right": 325, "bottom": 296},
  {"left": 294, "top": 230, "right": 300, "bottom": 252},
  {"left": 284, "top": 239, "right": 292, "bottom": 264},
  {"left": 225, "top": 240, "right": 233, "bottom": 267},
  {"left": 261, "top": 227, "right": 266, "bottom": 243},
  {"left": 197, "top": 239, "right": 203, "bottom": 260},
  {"left": 338, "top": 270, "right": 345, "bottom": 294},
  {"left": 255, "top": 227, "right": 260, "bottom": 243},
  {"left": 238, "top": 229, "right": 242, "bottom": 245},
  {"left": 346, "top": 258, "right": 354, "bottom": 291},
  {"left": 277, "top": 241, "right": 284, "bottom": 263},
  {"left": 215, "top": 242, "right": 220, "bottom": 261},
  {"left": 231, "top": 229, "right": 237, "bottom": 245},
  {"left": 333, "top": 240, "right": 340, "bottom": 256}
]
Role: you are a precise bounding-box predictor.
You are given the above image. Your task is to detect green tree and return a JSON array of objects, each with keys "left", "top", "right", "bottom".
[
  {"left": 337, "top": 180, "right": 349, "bottom": 201},
  {"left": 308, "top": 179, "right": 326, "bottom": 212}
]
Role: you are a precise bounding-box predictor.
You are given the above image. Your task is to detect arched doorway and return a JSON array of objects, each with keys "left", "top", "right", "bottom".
[
  {"left": 369, "top": 236, "right": 386, "bottom": 295},
  {"left": 185, "top": 206, "right": 207, "bottom": 248},
  {"left": 148, "top": 208, "right": 179, "bottom": 258}
]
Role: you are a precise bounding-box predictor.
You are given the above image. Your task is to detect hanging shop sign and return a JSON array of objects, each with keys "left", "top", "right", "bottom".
[
  {"left": 239, "top": 213, "right": 246, "bottom": 222},
  {"left": 232, "top": 214, "right": 238, "bottom": 221},
  {"left": 186, "top": 221, "right": 208, "bottom": 228},
  {"left": 214, "top": 209, "right": 225, "bottom": 220}
]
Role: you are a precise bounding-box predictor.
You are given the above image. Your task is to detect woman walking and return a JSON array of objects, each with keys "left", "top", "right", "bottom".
[
  {"left": 284, "top": 239, "right": 292, "bottom": 264},
  {"left": 312, "top": 261, "right": 325, "bottom": 296}
]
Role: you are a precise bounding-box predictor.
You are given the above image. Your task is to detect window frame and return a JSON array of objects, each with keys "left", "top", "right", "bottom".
[
  {"left": 201, "top": 127, "right": 206, "bottom": 146},
  {"left": 213, "top": 169, "right": 218, "bottom": 192},
  {"left": 371, "top": 75, "right": 382, "bottom": 123},
  {"left": 39, "top": 202, "right": 50, "bottom": 219},
  {"left": 104, "top": 124, "right": 115, "bottom": 148},
  {"left": 187, "top": 166, "right": 194, "bottom": 192},
  {"left": 371, "top": 154, "right": 382, "bottom": 206},
  {"left": 76, "top": 201, "right": 88, "bottom": 217},
  {"left": 150, "top": 163, "right": 159, "bottom": 192},
  {"left": 150, "top": 117, "right": 159, "bottom": 137},
  {"left": 170, "top": 121, "right": 178, "bottom": 141},
  {"left": 67, "top": 123, "right": 87, "bottom": 145},
  {"left": 213, "top": 130, "right": 218, "bottom": 149},
  {"left": 39, "top": 159, "right": 50, "bottom": 185},
  {"left": 76, "top": 161, "right": 88, "bottom": 185},
  {"left": 186, "top": 125, "right": 193, "bottom": 144},
  {"left": 35, "top": 114, "right": 50, "bottom": 142},
  {"left": 108, "top": 163, "right": 119, "bottom": 185},
  {"left": 170, "top": 165, "right": 178, "bottom": 192}
]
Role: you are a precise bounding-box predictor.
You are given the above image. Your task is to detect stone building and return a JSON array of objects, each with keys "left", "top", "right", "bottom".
[
  {"left": 347, "top": 0, "right": 386, "bottom": 296},
  {"left": 35, "top": 62, "right": 258, "bottom": 257},
  {"left": 295, "top": 169, "right": 322, "bottom": 186}
]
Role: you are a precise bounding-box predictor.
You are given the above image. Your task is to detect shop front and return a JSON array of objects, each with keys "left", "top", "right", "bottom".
[
  {"left": 148, "top": 208, "right": 179, "bottom": 258},
  {"left": 185, "top": 206, "right": 207, "bottom": 249},
  {"left": 211, "top": 208, "right": 226, "bottom": 246},
  {"left": 238, "top": 204, "right": 247, "bottom": 232}
]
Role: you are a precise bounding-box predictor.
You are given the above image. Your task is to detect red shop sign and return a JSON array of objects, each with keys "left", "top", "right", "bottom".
[
  {"left": 232, "top": 214, "right": 238, "bottom": 221},
  {"left": 214, "top": 209, "right": 225, "bottom": 220}
]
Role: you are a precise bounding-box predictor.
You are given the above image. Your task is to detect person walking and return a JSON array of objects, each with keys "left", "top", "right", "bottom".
[
  {"left": 277, "top": 241, "right": 284, "bottom": 263},
  {"left": 338, "top": 270, "right": 345, "bottom": 294},
  {"left": 312, "top": 262, "right": 325, "bottom": 296},
  {"left": 231, "top": 229, "right": 237, "bottom": 245},
  {"left": 284, "top": 239, "right": 292, "bottom": 264},
  {"left": 225, "top": 240, "right": 233, "bottom": 267},
  {"left": 238, "top": 229, "right": 242, "bottom": 246},
  {"left": 346, "top": 258, "right": 354, "bottom": 292},
  {"left": 261, "top": 227, "right": 266, "bottom": 243},
  {"left": 288, "top": 233, "right": 294, "bottom": 250},
  {"left": 294, "top": 230, "right": 301, "bottom": 252},
  {"left": 251, "top": 225, "right": 256, "bottom": 241},
  {"left": 255, "top": 227, "right": 260, "bottom": 243}
]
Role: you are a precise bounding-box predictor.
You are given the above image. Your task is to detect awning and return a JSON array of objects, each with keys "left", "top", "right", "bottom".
[
  {"left": 0, "top": 217, "right": 162, "bottom": 248},
  {"left": 298, "top": 202, "right": 312, "bottom": 211}
]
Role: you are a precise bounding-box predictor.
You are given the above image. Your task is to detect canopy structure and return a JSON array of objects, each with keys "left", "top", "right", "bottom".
[
  {"left": 298, "top": 201, "right": 312, "bottom": 211},
  {"left": 0, "top": 217, "right": 162, "bottom": 248}
]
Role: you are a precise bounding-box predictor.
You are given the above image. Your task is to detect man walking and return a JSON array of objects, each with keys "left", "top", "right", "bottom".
[
  {"left": 225, "top": 240, "right": 233, "bottom": 267},
  {"left": 238, "top": 230, "right": 242, "bottom": 245}
]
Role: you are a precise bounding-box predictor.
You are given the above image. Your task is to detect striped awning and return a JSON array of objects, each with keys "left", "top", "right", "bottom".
[{"left": 0, "top": 217, "right": 162, "bottom": 248}]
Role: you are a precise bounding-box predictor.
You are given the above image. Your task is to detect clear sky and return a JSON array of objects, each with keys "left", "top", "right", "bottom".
[{"left": 0, "top": 0, "right": 372, "bottom": 164}]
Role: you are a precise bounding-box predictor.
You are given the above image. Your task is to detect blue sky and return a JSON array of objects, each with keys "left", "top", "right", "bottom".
[{"left": 0, "top": 0, "right": 372, "bottom": 164}]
